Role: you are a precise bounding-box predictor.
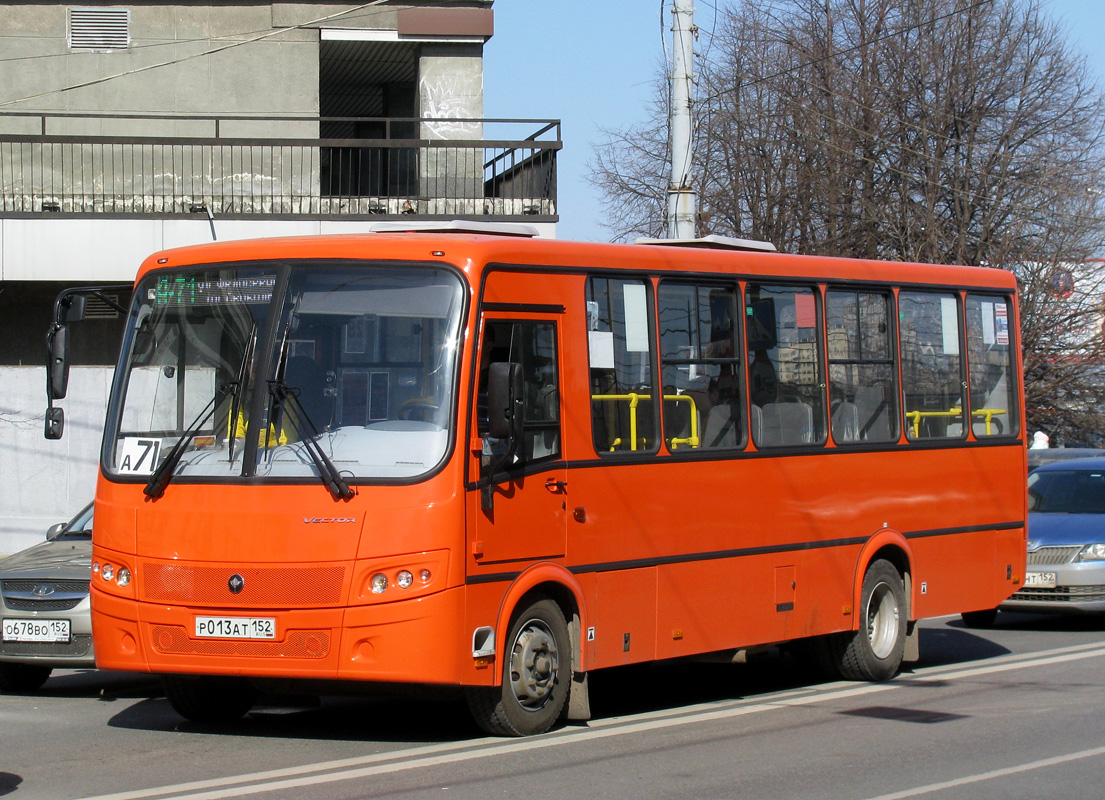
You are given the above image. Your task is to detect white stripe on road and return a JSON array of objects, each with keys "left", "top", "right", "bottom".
[
  {"left": 862, "top": 744, "right": 1105, "bottom": 800},
  {"left": 79, "top": 642, "right": 1105, "bottom": 800}
]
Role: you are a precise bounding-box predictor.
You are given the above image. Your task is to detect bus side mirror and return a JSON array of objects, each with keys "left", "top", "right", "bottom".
[
  {"left": 47, "top": 324, "right": 70, "bottom": 401},
  {"left": 488, "top": 361, "right": 524, "bottom": 442},
  {"left": 45, "top": 407, "right": 64, "bottom": 440}
]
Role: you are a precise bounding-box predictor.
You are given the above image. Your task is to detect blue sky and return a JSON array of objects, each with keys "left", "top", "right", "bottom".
[{"left": 483, "top": 0, "right": 1105, "bottom": 243}]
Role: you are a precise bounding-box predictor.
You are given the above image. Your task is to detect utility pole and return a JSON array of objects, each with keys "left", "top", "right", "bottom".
[{"left": 668, "top": 0, "right": 697, "bottom": 239}]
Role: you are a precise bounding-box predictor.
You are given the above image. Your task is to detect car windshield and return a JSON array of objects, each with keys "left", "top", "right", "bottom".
[
  {"left": 59, "top": 503, "right": 94, "bottom": 538},
  {"left": 105, "top": 262, "right": 465, "bottom": 484},
  {"left": 1028, "top": 468, "right": 1105, "bottom": 513}
]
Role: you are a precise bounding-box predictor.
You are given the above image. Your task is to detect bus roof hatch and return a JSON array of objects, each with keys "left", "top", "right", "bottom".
[{"left": 635, "top": 234, "right": 777, "bottom": 253}]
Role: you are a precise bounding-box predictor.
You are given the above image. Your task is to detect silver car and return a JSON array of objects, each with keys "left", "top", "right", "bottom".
[{"left": 0, "top": 503, "right": 94, "bottom": 691}]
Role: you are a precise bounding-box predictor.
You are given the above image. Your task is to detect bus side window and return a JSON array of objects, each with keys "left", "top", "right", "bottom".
[
  {"left": 826, "top": 289, "right": 898, "bottom": 444},
  {"left": 900, "top": 291, "right": 964, "bottom": 439},
  {"left": 965, "top": 294, "right": 1018, "bottom": 438},
  {"left": 587, "top": 277, "right": 658, "bottom": 454},
  {"left": 657, "top": 282, "right": 743, "bottom": 451},
  {"left": 478, "top": 321, "right": 561, "bottom": 476},
  {"left": 746, "top": 284, "right": 825, "bottom": 447}
]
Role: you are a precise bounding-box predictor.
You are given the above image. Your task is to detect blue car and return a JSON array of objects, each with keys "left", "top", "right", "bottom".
[
  {"left": 1013, "top": 457, "right": 1105, "bottom": 612},
  {"left": 962, "top": 457, "right": 1105, "bottom": 627}
]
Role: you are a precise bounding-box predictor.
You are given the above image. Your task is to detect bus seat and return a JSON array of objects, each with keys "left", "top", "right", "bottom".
[
  {"left": 703, "top": 402, "right": 738, "bottom": 448},
  {"left": 855, "top": 385, "right": 891, "bottom": 441},
  {"left": 831, "top": 401, "right": 859, "bottom": 443},
  {"left": 759, "top": 402, "right": 812, "bottom": 446}
]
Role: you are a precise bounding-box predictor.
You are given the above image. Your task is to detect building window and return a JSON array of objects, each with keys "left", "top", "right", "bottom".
[{"left": 69, "top": 8, "right": 130, "bottom": 51}]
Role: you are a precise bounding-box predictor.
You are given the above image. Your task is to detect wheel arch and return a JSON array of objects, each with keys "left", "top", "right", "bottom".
[
  {"left": 492, "top": 562, "right": 587, "bottom": 683},
  {"left": 852, "top": 529, "right": 914, "bottom": 628}
]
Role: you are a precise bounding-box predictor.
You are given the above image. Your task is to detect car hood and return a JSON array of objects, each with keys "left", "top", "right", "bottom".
[
  {"left": 1028, "top": 512, "right": 1105, "bottom": 548},
  {"left": 0, "top": 539, "right": 92, "bottom": 579}
]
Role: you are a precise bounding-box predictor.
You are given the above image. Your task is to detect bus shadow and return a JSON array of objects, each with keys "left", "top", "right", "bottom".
[
  {"left": 107, "top": 692, "right": 482, "bottom": 744},
  {"left": 105, "top": 625, "right": 1019, "bottom": 742},
  {"left": 6, "top": 669, "right": 164, "bottom": 701},
  {"left": 909, "top": 624, "right": 1011, "bottom": 670}
]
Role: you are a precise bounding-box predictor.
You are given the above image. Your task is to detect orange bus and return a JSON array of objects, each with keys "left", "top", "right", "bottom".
[{"left": 48, "top": 223, "right": 1026, "bottom": 736}]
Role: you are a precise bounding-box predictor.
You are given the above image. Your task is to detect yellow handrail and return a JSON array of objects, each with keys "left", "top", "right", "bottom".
[
  {"left": 592, "top": 393, "right": 699, "bottom": 451},
  {"left": 906, "top": 407, "right": 1006, "bottom": 438}
]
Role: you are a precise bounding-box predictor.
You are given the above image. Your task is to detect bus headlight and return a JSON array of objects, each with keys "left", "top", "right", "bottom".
[
  {"left": 370, "top": 573, "right": 388, "bottom": 594},
  {"left": 116, "top": 567, "right": 131, "bottom": 587},
  {"left": 396, "top": 570, "right": 413, "bottom": 589},
  {"left": 101, "top": 564, "right": 115, "bottom": 582}
]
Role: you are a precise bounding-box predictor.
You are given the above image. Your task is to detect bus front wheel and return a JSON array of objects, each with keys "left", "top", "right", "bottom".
[
  {"left": 466, "top": 598, "right": 571, "bottom": 736},
  {"left": 819, "top": 559, "right": 907, "bottom": 682},
  {"left": 163, "top": 675, "right": 257, "bottom": 723}
]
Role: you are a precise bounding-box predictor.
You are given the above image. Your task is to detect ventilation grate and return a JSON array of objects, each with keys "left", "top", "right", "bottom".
[
  {"left": 85, "top": 294, "right": 121, "bottom": 319},
  {"left": 69, "top": 8, "right": 130, "bottom": 51}
]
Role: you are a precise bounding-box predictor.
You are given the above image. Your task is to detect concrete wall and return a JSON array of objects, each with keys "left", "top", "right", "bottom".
[
  {"left": 0, "top": 4, "right": 319, "bottom": 124},
  {"left": 0, "top": 367, "right": 109, "bottom": 555},
  {"left": 0, "top": 217, "right": 556, "bottom": 282}
]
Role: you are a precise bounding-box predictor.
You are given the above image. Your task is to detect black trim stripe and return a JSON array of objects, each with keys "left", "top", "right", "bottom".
[
  {"left": 464, "top": 520, "right": 1026, "bottom": 585},
  {"left": 481, "top": 301, "right": 565, "bottom": 314}
]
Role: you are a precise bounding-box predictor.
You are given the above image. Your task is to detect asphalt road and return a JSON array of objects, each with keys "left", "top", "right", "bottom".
[{"left": 3, "top": 611, "right": 1105, "bottom": 800}]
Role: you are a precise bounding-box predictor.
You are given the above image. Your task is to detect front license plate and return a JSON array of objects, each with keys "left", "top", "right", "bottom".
[
  {"left": 2, "top": 618, "right": 71, "bottom": 643},
  {"left": 194, "top": 616, "right": 275, "bottom": 640},
  {"left": 1024, "top": 571, "right": 1058, "bottom": 588}
]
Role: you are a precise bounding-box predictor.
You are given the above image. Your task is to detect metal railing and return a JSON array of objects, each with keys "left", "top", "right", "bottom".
[{"left": 0, "top": 114, "right": 559, "bottom": 221}]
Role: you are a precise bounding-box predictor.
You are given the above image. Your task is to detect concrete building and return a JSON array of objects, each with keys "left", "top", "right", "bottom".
[{"left": 0, "top": 0, "right": 560, "bottom": 551}]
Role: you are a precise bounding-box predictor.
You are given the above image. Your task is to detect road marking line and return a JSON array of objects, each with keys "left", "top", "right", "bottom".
[
  {"left": 77, "top": 642, "right": 1105, "bottom": 800},
  {"left": 862, "top": 744, "right": 1105, "bottom": 800}
]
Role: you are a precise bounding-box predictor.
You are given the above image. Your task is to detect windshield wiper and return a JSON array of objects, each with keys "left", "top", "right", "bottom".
[
  {"left": 144, "top": 382, "right": 236, "bottom": 499},
  {"left": 268, "top": 380, "right": 354, "bottom": 501}
]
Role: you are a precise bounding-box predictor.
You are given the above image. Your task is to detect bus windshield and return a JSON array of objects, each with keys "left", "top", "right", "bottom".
[{"left": 106, "top": 262, "right": 465, "bottom": 484}]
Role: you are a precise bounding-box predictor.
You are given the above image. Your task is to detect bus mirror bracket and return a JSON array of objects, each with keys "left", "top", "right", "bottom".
[
  {"left": 482, "top": 362, "right": 525, "bottom": 511},
  {"left": 43, "top": 285, "right": 129, "bottom": 440}
]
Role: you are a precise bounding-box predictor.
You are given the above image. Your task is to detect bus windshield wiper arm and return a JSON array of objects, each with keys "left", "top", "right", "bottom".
[
  {"left": 144, "top": 382, "right": 236, "bottom": 499},
  {"left": 268, "top": 380, "right": 354, "bottom": 501}
]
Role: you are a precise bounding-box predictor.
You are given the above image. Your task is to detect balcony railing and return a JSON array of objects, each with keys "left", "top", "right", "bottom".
[{"left": 0, "top": 114, "right": 559, "bottom": 221}]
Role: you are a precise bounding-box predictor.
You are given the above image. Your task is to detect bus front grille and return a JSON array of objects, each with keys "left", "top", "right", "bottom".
[{"left": 140, "top": 562, "right": 346, "bottom": 607}]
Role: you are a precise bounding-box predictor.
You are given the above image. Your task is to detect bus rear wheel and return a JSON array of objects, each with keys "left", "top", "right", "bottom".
[
  {"left": 163, "top": 675, "right": 257, "bottom": 723},
  {"left": 819, "top": 559, "right": 907, "bottom": 682},
  {"left": 465, "top": 598, "right": 571, "bottom": 737}
]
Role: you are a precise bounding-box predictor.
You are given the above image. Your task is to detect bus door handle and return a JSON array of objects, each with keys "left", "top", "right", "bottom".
[{"left": 544, "top": 478, "right": 567, "bottom": 494}]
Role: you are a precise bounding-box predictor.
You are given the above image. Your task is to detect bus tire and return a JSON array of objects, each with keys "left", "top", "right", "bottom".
[
  {"left": 960, "top": 609, "right": 998, "bottom": 628},
  {"left": 465, "top": 598, "right": 571, "bottom": 736},
  {"left": 821, "top": 559, "right": 907, "bottom": 682},
  {"left": 0, "top": 663, "right": 52, "bottom": 692},
  {"left": 163, "top": 675, "right": 257, "bottom": 723}
]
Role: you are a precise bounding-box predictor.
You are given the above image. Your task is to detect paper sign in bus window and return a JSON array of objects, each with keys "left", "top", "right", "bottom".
[
  {"left": 589, "top": 330, "right": 615, "bottom": 369},
  {"left": 623, "top": 283, "right": 650, "bottom": 353},
  {"left": 940, "top": 296, "right": 959, "bottom": 355}
]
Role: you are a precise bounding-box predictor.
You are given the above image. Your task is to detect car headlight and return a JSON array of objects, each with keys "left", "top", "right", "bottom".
[{"left": 1077, "top": 544, "right": 1105, "bottom": 561}]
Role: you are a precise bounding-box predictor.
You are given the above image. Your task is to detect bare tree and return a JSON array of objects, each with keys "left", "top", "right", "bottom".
[{"left": 592, "top": 0, "right": 1105, "bottom": 443}]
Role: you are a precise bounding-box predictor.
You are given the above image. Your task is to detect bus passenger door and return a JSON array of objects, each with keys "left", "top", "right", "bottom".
[{"left": 469, "top": 318, "right": 567, "bottom": 565}]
